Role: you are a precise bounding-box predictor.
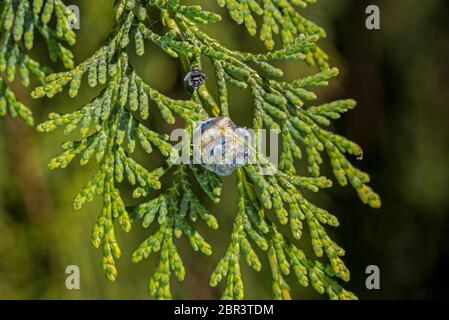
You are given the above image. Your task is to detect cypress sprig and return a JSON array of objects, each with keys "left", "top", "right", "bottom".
[
  {"left": 31, "top": 0, "right": 220, "bottom": 285},
  {"left": 172, "top": 12, "right": 380, "bottom": 208},
  {"left": 30, "top": 0, "right": 381, "bottom": 299},
  {"left": 131, "top": 165, "right": 220, "bottom": 299},
  {"left": 211, "top": 168, "right": 356, "bottom": 300},
  {"left": 0, "top": 0, "right": 75, "bottom": 124},
  {"left": 217, "top": 0, "right": 326, "bottom": 53},
  {"left": 34, "top": 50, "right": 196, "bottom": 280}
]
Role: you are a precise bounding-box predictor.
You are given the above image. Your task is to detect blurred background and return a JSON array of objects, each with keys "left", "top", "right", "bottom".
[{"left": 0, "top": 0, "right": 448, "bottom": 299}]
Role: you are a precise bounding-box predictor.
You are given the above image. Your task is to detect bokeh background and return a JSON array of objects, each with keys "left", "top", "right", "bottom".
[{"left": 0, "top": 0, "right": 448, "bottom": 299}]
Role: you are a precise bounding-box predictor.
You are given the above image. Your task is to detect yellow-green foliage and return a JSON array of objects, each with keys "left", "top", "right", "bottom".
[
  {"left": 6, "top": 0, "right": 382, "bottom": 300},
  {"left": 0, "top": 0, "right": 75, "bottom": 125}
]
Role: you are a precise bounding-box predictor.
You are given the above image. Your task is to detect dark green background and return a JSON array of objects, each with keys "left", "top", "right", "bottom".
[{"left": 0, "top": 0, "right": 448, "bottom": 299}]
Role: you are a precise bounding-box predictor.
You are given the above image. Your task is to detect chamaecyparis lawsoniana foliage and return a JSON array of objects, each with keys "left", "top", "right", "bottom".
[
  {"left": 30, "top": 0, "right": 381, "bottom": 299},
  {"left": 0, "top": 0, "right": 76, "bottom": 125}
]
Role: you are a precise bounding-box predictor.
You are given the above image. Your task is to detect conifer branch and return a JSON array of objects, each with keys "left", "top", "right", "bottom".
[
  {"left": 28, "top": 0, "right": 381, "bottom": 299},
  {"left": 217, "top": 0, "right": 327, "bottom": 60},
  {"left": 131, "top": 164, "right": 221, "bottom": 299},
  {"left": 0, "top": 0, "right": 75, "bottom": 124}
]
